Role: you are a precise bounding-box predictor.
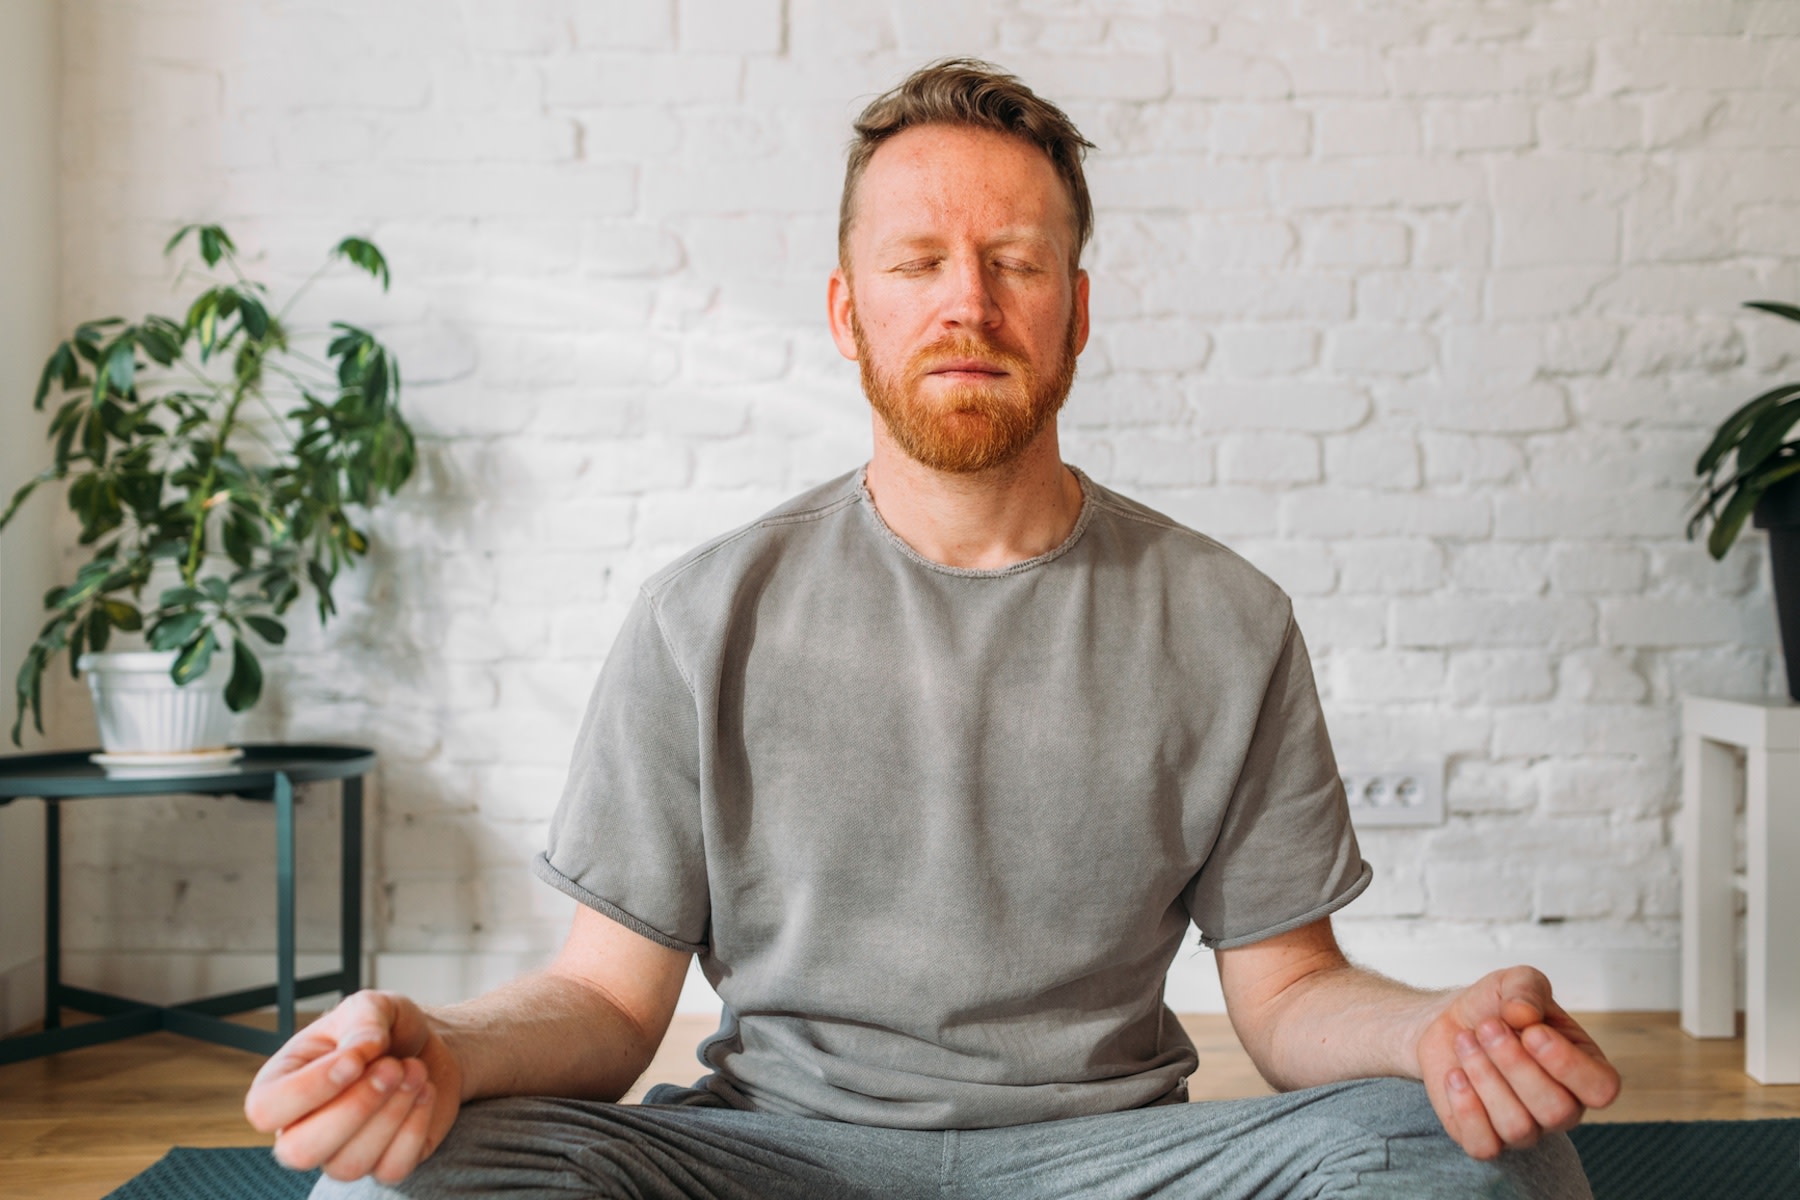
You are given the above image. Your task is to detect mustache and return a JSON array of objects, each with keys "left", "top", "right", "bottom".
[{"left": 907, "top": 334, "right": 1033, "bottom": 380}]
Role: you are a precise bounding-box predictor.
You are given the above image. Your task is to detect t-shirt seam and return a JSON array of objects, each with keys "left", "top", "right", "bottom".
[
  {"left": 644, "top": 489, "right": 863, "bottom": 599},
  {"left": 1083, "top": 488, "right": 1236, "bottom": 558},
  {"left": 643, "top": 591, "right": 700, "bottom": 700},
  {"left": 856, "top": 466, "right": 1099, "bottom": 579}
]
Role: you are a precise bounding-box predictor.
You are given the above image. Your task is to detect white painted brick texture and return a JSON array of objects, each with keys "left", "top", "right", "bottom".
[{"left": 37, "top": 0, "right": 1800, "bottom": 1006}]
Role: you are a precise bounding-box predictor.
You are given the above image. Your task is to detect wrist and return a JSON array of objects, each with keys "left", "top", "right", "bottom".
[{"left": 1403, "top": 989, "right": 1458, "bottom": 1079}]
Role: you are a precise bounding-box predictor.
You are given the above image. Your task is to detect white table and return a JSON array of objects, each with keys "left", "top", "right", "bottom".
[{"left": 1680, "top": 695, "right": 1800, "bottom": 1083}]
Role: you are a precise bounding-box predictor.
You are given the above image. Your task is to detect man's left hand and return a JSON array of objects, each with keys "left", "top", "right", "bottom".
[{"left": 1414, "top": 966, "right": 1620, "bottom": 1160}]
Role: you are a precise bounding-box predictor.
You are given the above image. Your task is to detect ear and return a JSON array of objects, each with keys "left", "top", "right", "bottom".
[
  {"left": 828, "top": 267, "right": 859, "bottom": 362},
  {"left": 1072, "top": 268, "right": 1091, "bottom": 358}
]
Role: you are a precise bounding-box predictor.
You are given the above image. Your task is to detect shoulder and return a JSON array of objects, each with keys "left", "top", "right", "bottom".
[
  {"left": 1078, "top": 472, "right": 1293, "bottom": 629},
  {"left": 639, "top": 468, "right": 865, "bottom": 607}
]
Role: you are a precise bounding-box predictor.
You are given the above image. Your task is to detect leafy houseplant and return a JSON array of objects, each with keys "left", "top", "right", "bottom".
[
  {"left": 1, "top": 224, "right": 415, "bottom": 746},
  {"left": 1690, "top": 300, "right": 1800, "bottom": 699}
]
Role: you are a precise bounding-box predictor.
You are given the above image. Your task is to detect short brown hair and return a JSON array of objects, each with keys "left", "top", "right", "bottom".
[{"left": 838, "top": 58, "right": 1097, "bottom": 271}]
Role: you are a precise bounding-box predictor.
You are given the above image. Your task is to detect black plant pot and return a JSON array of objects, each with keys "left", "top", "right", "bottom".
[{"left": 1753, "top": 476, "right": 1800, "bottom": 701}]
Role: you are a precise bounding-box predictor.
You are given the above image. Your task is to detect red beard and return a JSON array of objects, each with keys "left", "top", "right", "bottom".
[{"left": 853, "top": 312, "right": 1080, "bottom": 474}]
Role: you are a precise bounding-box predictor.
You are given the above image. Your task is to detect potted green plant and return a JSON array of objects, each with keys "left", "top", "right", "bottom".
[
  {"left": 1, "top": 224, "right": 415, "bottom": 755},
  {"left": 1689, "top": 299, "right": 1800, "bottom": 699}
]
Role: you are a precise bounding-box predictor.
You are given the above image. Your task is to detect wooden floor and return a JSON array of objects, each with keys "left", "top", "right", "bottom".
[{"left": 3, "top": 1012, "right": 1797, "bottom": 1199}]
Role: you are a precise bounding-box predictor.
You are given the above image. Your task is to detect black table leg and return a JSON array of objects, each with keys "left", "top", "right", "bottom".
[
  {"left": 275, "top": 771, "right": 295, "bottom": 1041},
  {"left": 341, "top": 776, "right": 363, "bottom": 996},
  {"left": 44, "top": 797, "right": 59, "bottom": 1030}
]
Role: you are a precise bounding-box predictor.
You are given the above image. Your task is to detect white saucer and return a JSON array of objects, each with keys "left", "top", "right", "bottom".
[{"left": 90, "top": 747, "right": 246, "bottom": 779}]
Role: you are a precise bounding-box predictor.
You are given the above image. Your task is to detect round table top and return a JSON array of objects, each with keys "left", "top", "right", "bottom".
[{"left": 0, "top": 743, "right": 376, "bottom": 799}]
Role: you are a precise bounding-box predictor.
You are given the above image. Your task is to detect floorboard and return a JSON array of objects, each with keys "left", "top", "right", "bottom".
[{"left": 1, "top": 1011, "right": 1794, "bottom": 1199}]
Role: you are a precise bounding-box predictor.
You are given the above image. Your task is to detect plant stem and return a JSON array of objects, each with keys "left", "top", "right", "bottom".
[{"left": 182, "top": 384, "right": 249, "bottom": 585}]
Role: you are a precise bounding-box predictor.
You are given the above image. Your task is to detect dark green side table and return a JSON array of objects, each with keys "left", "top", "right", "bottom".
[{"left": 0, "top": 743, "right": 374, "bottom": 1063}]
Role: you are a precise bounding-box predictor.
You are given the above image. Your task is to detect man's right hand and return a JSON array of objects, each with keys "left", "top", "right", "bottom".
[{"left": 245, "top": 990, "right": 463, "bottom": 1184}]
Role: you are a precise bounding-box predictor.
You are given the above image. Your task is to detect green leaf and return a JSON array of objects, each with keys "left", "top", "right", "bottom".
[
  {"left": 87, "top": 605, "right": 112, "bottom": 653},
  {"left": 106, "top": 338, "right": 136, "bottom": 396},
  {"left": 244, "top": 614, "right": 287, "bottom": 644},
  {"left": 1734, "top": 396, "right": 1800, "bottom": 477},
  {"left": 34, "top": 342, "right": 76, "bottom": 409},
  {"left": 239, "top": 293, "right": 270, "bottom": 340},
  {"left": 1746, "top": 301, "right": 1800, "bottom": 325},
  {"left": 158, "top": 585, "right": 208, "bottom": 608},
  {"left": 102, "top": 599, "right": 143, "bottom": 631},
  {"left": 171, "top": 628, "right": 217, "bottom": 685},
  {"left": 1707, "top": 458, "right": 1800, "bottom": 558},
  {"left": 148, "top": 609, "right": 205, "bottom": 650},
  {"left": 0, "top": 467, "right": 60, "bottom": 532},
  {"left": 224, "top": 638, "right": 263, "bottom": 711},
  {"left": 333, "top": 236, "right": 391, "bottom": 291}
]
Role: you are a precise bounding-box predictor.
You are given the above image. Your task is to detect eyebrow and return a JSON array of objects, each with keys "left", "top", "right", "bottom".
[{"left": 874, "top": 230, "right": 1062, "bottom": 257}]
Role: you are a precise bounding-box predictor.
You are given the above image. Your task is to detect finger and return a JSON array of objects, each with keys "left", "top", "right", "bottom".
[
  {"left": 1455, "top": 1028, "right": 1540, "bottom": 1150},
  {"left": 1521, "top": 1021, "right": 1622, "bottom": 1109},
  {"left": 321, "top": 1060, "right": 429, "bottom": 1182},
  {"left": 272, "top": 1057, "right": 408, "bottom": 1171},
  {"left": 247, "top": 1039, "right": 400, "bottom": 1134},
  {"left": 1446, "top": 1066, "right": 1501, "bottom": 1160},
  {"left": 371, "top": 1082, "right": 437, "bottom": 1186},
  {"left": 1475, "top": 1020, "right": 1583, "bottom": 1133}
]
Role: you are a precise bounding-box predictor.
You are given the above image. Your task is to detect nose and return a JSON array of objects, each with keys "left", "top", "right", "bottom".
[{"left": 941, "top": 254, "right": 1002, "bottom": 333}]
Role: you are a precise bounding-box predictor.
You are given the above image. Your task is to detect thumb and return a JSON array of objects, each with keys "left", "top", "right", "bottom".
[{"left": 1496, "top": 966, "right": 1552, "bottom": 1030}]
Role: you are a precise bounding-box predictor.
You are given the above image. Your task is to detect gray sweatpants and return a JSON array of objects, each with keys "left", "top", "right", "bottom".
[{"left": 311, "top": 1078, "right": 1591, "bottom": 1199}]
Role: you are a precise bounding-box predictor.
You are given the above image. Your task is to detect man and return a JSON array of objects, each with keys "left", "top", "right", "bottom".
[{"left": 249, "top": 60, "right": 1618, "bottom": 1198}]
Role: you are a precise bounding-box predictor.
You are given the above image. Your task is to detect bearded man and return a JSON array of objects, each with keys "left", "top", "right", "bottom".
[{"left": 248, "top": 60, "right": 1617, "bottom": 1199}]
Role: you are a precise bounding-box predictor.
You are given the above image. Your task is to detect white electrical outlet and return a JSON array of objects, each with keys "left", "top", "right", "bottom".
[{"left": 1338, "top": 762, "right": 1445, "bottom": 827}]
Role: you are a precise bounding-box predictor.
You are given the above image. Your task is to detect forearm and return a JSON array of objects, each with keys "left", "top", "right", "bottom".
[
  {"left": 1231, "top": 960, "right": 1450, "bottom": 1091},
  {"left": 428, "top": 968, "right": 658, "bottom": 1104}
]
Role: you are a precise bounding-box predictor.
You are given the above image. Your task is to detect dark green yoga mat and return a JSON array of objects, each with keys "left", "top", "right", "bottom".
[{"left": 103, "top": 1120, "right": 1800, "bottom": 1199}]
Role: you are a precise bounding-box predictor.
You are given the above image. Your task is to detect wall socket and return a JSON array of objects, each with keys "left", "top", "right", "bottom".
[{"left": 1339, "top": 762, "right": 1445, "bottom": 827}]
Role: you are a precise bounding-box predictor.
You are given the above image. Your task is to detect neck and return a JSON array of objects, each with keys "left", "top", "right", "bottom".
[{"left": 862, "top": 422, "right": 1085, "bottom": 569}]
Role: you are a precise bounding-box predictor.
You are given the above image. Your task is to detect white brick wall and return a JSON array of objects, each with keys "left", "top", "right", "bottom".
[{"left": 32, "top": 0, "right": 1800, "bottom": 1011}]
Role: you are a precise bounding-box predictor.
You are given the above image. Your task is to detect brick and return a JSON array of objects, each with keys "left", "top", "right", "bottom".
[
  {"left": 1424, "top": 102, "right": 1536, "bottom": 153},
  {"left": 1218, "top": 433, "right": 1321, "bottom": 484},
  {"left": 1556, "top": 650, "right": 1651, "bottom": 704},
  {"left": 1596, "top": 36, "right": 1774, "bottom": 93},
  {"left": 1214, "top": 325, "right": 1318, "bottom": 377},
  {"left": 1148, "top": 274, "right": 1353, "bottom": 322},
  {"left": 1343, "top": 860, "right": 1427, "bottom": 917},
  {"left": 1105, "top": 320, "right": 1213, "bottom": 373},
  {"left": 1536, "top": 761, "right": 1673, "bottom": 819},
  {"left": 1424, "top": 861, "right": 1532, "bottom": 922},
  {"left": 1284, "top": 51, "right": 1389, "bottom": 97},
  {"left": 1303, "top": 217, "right": 1409, "bottom": 268},
  {"left": 1005, "top": 54, "right": 1172, "bottom": 103},
  {"left": 1532, "top": 868, "right": 1633, "bottom": 922},
  {"left": 1103, "top": 433, "right": 1214, "bottom": 487},
  {"left": 1550, "top": 545, "right": 1648, "bottom": 594},
  {"left": 1447, "top": 651, "right": 1556, "bottom": 707},
  {"left": 1184, "top": 217, "right": 1301, "bottom": 269},
  {"left": 1312, "top": 104, "right": 1422, "bottom": 157},
  {"left": 1540, "top": 321, "right": 1622, "bottom": 376},
  {"left": 1449, "top": 544, "right": 1550, "bottom": 594},
  {"left": 574, "top": 0, "right": 676, "bottom": 50},
  {"left": 1493, "top": 490, "right": 1689, "bottom": 539},
  {"left": 1169, "top": 52, "right": 1292, "bottom": 99},
  {"left": 1336, "top": 540, "right": 1442, "bottom": 594},
  {"left": 1332, "top": 649, "right": 1445, "bottom": 702},
  {"left": 1290, "top": 597, "right": 1388, "bottom": 651},
  {"left": 1325, "top": 327, "right": 1436, "bottom": 377},
  {"left": 1485, "top": 267, "right": 1614, "bottom": 320},
  {"left": 1491, "top": 707, "right": 1675, "bottom": 761},
  {"left": 1210, "top": 105, "right": 1311, "bottom": 158},
  {"left": 1602, "top": 597, "right": 1770, "bottom": 648},
  {"left": 1323, "top": 433, "right": 1422, "bottom": 490},
  {"left": 1537, "top": 100, "right": 1645, "bottom": 152},
  {"left": 1140, "top": 487, "right": 1280, "bottom": 540},
  {"left": 1284, "top": 492, "right": 1490, "bottom": 540},
  {"left": 1389, "top": 381, "right": 1570, "bottom": 435},
  {"left": 1274, "top": 161, "right": 1484, "bottom": 209},
  {"left": 1088, "top": 161, "right": 1269, "bottom": 211},
  {"left": 1190, "top": 382, "right": 1368, "bottom": 432},
  {"left": 1063, "top": 373, "right": 1186, "bottom": 428},
  {"left": 1392, "top": 598, "right": 1594, "bottom": 649},
  {"left": 1663, "top": 646, "right": 1782, "bottom": 700},
  {"left": 1444, "top": 760, "right": 1538, "bottom": 816},
  {"left": 1356, "top": 272, "right": 1481, "bottom": 321},
  {"left": 1233, "top": 540, "right": 1336, "bottom": 597},
  {"left": 544, "top": 54, "right": 742, "bottom": 107}
]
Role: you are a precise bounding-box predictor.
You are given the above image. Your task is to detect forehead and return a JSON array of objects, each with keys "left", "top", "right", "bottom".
[{"left": 852, "top": 124, "right": 1076, "bottom": 250}]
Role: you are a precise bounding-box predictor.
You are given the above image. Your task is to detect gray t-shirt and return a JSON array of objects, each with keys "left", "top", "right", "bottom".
[{"left": 534, "top": 466, "right": 1370, "bottom": 1130}]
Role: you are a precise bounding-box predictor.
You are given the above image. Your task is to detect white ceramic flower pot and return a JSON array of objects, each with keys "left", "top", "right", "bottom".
[{"left": 77, "top": 650, "right": 233, "bottom": 754}]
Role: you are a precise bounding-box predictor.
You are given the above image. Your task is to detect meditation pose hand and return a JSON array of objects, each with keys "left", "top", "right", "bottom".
[
  {"left": 244, "top": 990, "right": 461, "bottom": 1184},
  {"left": 1415, "top": 967, "right": 1622, "bottom": 1160}
]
